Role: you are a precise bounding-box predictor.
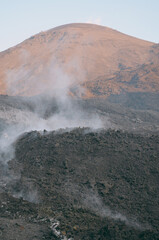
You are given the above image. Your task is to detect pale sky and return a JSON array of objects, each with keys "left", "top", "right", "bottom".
[{"left": 0, "top": 0, "right": 159, "bottom": 51}]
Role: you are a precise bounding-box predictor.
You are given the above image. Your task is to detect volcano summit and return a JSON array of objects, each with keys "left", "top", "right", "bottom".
[{"left": 0, "top": 23, "right": 159, "bottom": 99}]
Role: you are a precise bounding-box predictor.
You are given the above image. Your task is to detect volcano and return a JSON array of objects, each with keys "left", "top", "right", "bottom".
[
  {"left": 0, "top": 24, "right": 159, "bottom": 240},
  {"left": 0, "top": 23, "right": 159, "bottom": 99}
]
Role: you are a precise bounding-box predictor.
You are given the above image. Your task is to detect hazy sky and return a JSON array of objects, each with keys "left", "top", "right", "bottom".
[{"left": 0, "top": 0, "right": 159, "bottom": 51}]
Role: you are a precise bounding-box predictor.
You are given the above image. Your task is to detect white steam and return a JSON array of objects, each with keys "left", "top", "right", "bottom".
[
  {"left": 3, "top": 50, "right": 105, "bottom": 133},
  {"left": 2, "top": 50, "right": 105, "bottom": 150},
  {"left": 64, "top": 183, "right": 147, "bottom": 230},
  {"left": 82, "top": 191, "right": 143, "bottom": 229},
  {"left": 0, "top": 50, "right": 108, "bottom": 200}
]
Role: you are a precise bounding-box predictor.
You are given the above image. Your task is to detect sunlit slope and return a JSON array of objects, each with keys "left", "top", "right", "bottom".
[{"left": 0, "top": 23, "right": 159, "bottom": 97}]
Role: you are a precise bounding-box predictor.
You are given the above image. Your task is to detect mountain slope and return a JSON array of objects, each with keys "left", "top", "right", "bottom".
[{"left": 0, "top": 23, "right": 159, "bottom": 97}]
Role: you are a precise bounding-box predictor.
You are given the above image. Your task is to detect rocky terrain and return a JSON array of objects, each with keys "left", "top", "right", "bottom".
[
  {"left": 0, "top": 95, "right": 159, "bottom": 239},
  {"left": 0, "top": 127, "right": 159, "bottom": 239}
]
